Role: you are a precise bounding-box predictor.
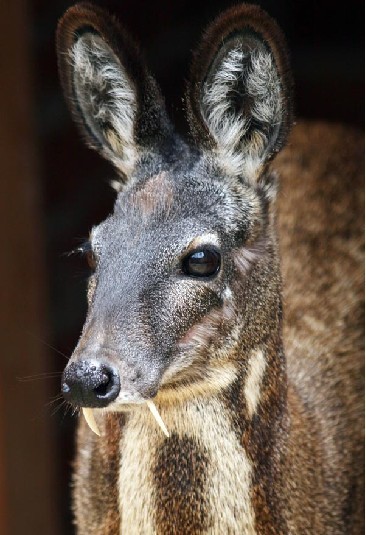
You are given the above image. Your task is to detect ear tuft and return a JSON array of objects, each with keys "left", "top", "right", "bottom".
[{"left": 187, "top": 4, "right": 293, "bottom": 183}]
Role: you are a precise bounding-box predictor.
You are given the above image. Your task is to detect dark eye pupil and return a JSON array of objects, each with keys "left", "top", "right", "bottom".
[{"left": 182, "top": 248, "right": 221, "bottom": 277}]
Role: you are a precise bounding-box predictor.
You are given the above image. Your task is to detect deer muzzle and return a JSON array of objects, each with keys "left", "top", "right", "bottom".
[
  {"left": 61, "top": 353, "right": 161, "bottom": 408},
  {"left": 62, "top": 359, "right": 121, "bottom": 408}
]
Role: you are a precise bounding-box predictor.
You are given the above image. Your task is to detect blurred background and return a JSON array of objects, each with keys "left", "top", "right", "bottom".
[{"left": 0, "top": 0, "right": 363, "bottom": 533}]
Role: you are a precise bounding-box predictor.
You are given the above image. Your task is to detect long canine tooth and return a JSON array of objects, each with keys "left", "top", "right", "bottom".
[
  {"left": 146, "top": 400, "right": 169, "bottom": 437},
  {"left": 82, "top": 407, "right": 101, "bottom": 436}
]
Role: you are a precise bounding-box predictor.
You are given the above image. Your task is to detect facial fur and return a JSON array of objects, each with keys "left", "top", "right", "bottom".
[{"left": 75, "top": 154, "right": 277, "bottom": 406}]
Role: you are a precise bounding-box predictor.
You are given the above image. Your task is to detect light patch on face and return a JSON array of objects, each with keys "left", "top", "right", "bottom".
[
  {"left": 177, "top": 301, "right": 235, "bottom": 350},
  {"left": 109, "top": 391, "right": 146, "bottom": 408},
  {"left": 244, "top": 348, "right": 266, "bottom": 418},
  {"left": 187, "top": 232, "right": 220, "bottom": 250},
  {"left": 158, "top": 362, "right": 238, "bottom": 405},
  {"left": 222, "top": 286, "right": 233, "bottom": 300},
  {"left": 131, "top": 172, "right": 173, "bottom": 218},
  {"left": 233, "top": 238, "right": 267, "bottom": 275}
]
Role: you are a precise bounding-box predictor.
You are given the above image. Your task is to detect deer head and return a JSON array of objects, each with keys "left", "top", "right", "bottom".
[{"left": 58, "top": 3, "right": 292, "bottom": 413}]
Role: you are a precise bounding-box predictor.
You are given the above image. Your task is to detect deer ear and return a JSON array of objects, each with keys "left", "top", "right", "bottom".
[
  {"left": 56, "top": 2, "right": 171, "bottom": 178},
  {"left": 186, "top": 5, "right": 293, "bottom": 182}
]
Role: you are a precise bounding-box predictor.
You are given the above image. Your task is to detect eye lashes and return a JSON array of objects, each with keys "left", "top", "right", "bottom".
[
  {"left": 68, "top": 240, "right": 93, "bottom": 257},
  {"left": 66, "top": 240, "right": 98, "bottom": 272}
]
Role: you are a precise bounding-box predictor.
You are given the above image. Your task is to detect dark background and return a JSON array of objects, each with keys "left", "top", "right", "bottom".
[{"left": 0, "top": 0, "right": 363, "bottom": 533}]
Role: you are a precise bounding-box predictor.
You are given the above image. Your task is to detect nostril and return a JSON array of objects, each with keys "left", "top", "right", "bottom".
[
  {"left": 92, "top": 365, "right": 120, "bottom": 404},
  {"left": 93, "top": 372, "right": 111, "bottom": 397}
]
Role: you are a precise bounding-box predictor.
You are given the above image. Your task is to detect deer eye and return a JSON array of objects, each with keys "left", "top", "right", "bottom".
[
  {"left": 182, "top": 247, "right": 221, "bottom": 278},
  {"left": 75, "top": 241, "right": 97, "bottom": 272}
]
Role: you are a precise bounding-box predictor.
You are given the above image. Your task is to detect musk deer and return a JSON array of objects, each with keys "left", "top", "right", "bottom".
[{"left": 57, "top": 3, "right": 364, "bottom": 533}]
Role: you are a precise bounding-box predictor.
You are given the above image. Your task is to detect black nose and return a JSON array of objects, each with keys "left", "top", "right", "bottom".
[{"left": 62, "top": 360, "right": 120, "bottom": 407}]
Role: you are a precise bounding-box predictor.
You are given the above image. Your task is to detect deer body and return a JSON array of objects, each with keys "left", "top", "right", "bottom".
[{"left": 57, "top": 4, "right": 364, "bottom": 534}]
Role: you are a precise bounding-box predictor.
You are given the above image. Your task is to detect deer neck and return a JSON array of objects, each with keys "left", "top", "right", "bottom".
[{"left": 105, "top": 331, "right": 288, "bottom": 534}]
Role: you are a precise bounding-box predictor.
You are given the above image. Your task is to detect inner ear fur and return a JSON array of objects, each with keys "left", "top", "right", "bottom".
[
  {"left": 56, "top": 2, "right": 171, "bottom": 176},
  {"left": 186, "top": 4, "right": 293, "bottom": 178}
]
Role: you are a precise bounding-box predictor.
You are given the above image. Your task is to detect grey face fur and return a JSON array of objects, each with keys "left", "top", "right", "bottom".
[{"left": 60, "top": 10, "right": 291, "bottom": 407}]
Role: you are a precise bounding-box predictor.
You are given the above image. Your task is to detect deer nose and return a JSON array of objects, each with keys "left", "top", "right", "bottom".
[{"left": 61, "top": 360, "right": 120, "bottom": 407}]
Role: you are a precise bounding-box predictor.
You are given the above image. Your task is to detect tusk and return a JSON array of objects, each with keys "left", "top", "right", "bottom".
[
  {"left": 146, "top": 400, "right": 169, "bottom": 437},
  {"left": 82, "top": 407, "right": 101, "bottom": 436}
]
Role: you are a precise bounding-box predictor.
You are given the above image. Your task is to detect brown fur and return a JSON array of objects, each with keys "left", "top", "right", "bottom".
[
  {"left": 153, "top": 435, "right": 210, "bottom": 533},
  {"left": 279, "top": 122, "right": 364, "bottom": 534}
]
